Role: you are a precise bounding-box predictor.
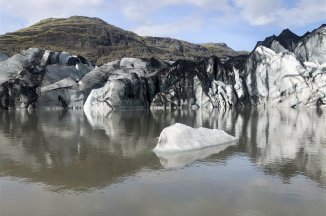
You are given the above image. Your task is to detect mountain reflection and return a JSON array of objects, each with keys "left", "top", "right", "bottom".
[{"left": 0, "top": 107, "right": 325, "bottom": 191}]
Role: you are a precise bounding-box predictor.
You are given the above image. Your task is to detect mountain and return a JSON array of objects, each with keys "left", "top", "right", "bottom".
[
  {"left": 256, "top": 24, "right": 326, "bottom": 64},
  {"left": 0, "top": 16, "right": 245, "bottom": 65},
  {"left": 201, "top": 42, "right": 249, "bottom": 59},
  {"left": 0, "top": 16, "right": 152, "bottom": 65},
  {"left": 142, "top": 36, "right": 212, "bottom": 60},
  {"left": 255, "top": 28, "right": 301, "bottom": 53}
]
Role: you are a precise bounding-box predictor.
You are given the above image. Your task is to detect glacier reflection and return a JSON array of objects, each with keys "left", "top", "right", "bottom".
[
  {"left": 0, "top": 107, "right": 325, "bottom": 191},
  {"left": 243, "top": 108, "right": 326, "bottom": 185}
]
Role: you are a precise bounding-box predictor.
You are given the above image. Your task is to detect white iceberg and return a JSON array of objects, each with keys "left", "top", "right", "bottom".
[{"left": 153, "top": 123, "right": 237, "bottom": 152}]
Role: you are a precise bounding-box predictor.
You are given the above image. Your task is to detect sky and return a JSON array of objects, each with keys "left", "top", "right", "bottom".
[{"left": 0, "top": 0, "right": 325, "bottom": 51}]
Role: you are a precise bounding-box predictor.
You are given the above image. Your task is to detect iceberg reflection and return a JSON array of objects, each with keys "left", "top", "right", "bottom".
[{"left": 154, "top": 143, "right": 236, "bottom": 168}]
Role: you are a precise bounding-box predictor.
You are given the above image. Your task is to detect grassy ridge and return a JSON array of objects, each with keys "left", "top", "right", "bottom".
[{"left": 0, "top": 16, "right": 247, "bottom": 65}]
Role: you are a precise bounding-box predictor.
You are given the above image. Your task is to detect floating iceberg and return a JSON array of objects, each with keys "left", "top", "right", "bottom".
[{"left": 153, "top": 123, "right": 237, "bottom": 152}]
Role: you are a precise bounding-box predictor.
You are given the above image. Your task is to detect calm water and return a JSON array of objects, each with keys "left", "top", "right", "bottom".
[{"left": 0, "top": 108, "right": 325, "bottom": 216}]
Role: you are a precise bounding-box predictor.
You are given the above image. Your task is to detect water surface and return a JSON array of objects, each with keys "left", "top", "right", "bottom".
[{"left": 0, "top": 108, "right": 325, "bottom": 216}]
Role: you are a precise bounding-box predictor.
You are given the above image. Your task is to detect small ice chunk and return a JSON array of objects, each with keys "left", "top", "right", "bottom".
[{"left": 153, "top": 123, "right": 237, "bottom": 152}]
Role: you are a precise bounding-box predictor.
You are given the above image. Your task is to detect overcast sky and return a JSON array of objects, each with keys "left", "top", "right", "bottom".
[{"left": 0, "top": 0, "right": 325, "bottom": 51}]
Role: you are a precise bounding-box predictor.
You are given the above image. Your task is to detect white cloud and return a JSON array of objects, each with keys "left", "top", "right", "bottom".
[
  {"left": 233, "top": 0, "right": 284, "bottom": 25},
  {"left": 0, "top": 0, "right": 325, "bottom": 36},
  {"left": 276, "top": 0, "right": 326, "bottom": 27},
  {"left": 133, "top": 18, "right": 203, "bottom": 36},
  {"left": 119, "top": 0, "right": 325, "bottom": 33},
  {"left": 117, "top": 0, "right": 232, "bottom": 37},
  {"left": 233, "top": 0, "right": 326, "bottom": 27},
  {"left": 1, "top": 0, "right": 107, "bottom": 25},
  {"left": 118, "top": 0, "right": 230, "bottom": 21}
]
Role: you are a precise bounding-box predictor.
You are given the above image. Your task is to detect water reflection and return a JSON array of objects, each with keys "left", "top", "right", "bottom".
[
  {"left": 0, "top": 110, "right": 160, "bottom": 191},
  {"left": 153, "top": 143, "right": 237, "bottom": 169},
  {"left": 0, "top": 107, "right": 325, "bottom": 191},
  {"left": 242, "top": 108, "right": 326, "bottom": 186}
]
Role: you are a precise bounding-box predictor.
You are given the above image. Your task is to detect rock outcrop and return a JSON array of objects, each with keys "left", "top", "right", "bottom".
[
  {"left": 255, "top": 28, "right": 301, "bottom": 53},
  {"left": 201, "top": 42, "right": 249, "bottom": 60}
]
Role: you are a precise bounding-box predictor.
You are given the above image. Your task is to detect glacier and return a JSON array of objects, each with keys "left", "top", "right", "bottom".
[{"left": 0, "top": 25, "right": 325, "bottom": 110}]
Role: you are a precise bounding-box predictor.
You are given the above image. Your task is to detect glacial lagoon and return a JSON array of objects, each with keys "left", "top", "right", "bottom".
[{"left": 0, "top": 108, "right": 325, "bottom": 216}]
